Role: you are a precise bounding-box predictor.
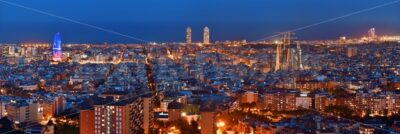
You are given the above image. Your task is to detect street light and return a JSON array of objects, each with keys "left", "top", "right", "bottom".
[
  {"left": 181, "top": 112, "right": 187, "bottom": 117},
  {"left": 216, "top": 120, "right": 225, "bottom": 134},
  {"left": 216, "top": 121, "right": 225, "bottom": 128}
]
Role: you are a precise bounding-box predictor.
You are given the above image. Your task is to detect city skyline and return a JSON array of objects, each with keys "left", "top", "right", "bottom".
[{"left": 0, "top": 0, "right": 400, "bottom": 43}]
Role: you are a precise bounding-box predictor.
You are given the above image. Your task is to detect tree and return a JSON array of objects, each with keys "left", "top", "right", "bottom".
[
  {"left": 55, "top": 124, "right": 79, "bottom": 134},
  {"left": 240, "top": 102, "right": 256, "bottom": 111},
  {"left": 168, "top": 119, "right": 200, "bottom": 134},
  {"left": 189, "top": 120, "right": 200, "bottom": 134},
  {"left": 324, "top": 105, "right": 354, "bottom": 118},
  {"left": 0, "top": 117, "right": 14, "bottom": 133}
]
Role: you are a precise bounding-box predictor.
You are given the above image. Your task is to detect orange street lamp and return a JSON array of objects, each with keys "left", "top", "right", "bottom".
[{"left": 216, "top": 121, "right": 225, "bottom": 134}]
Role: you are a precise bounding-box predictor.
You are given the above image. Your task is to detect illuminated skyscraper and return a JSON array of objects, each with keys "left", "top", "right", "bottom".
[
  {"left": 275, "top": 32, "right": 292, "bottom": 71},
  {"left": 93, "top": 102, "right": 131, "bottom": 134},
  {"left": 186, "top": 27, "right": 192, "bottom": 45},
  {"left": 275, "top": 32, "right": 302, "bottom": 71},
  {"left": 275, "top": 43, "right": 281, "bottom": 71},
  {"left": 297, "top": 43, "right": 303, "bottom": 70},
  {"left": 52, "top": 33, "right": 62, "bottom": 61},
  {"left": 81, "top": 94, "right": 153, "bottom": 134},
  {"left": 339, "top": 36, "right": 347, "bottom": 45},
  {"left": 8, "top": 45, "right": 15, "bottom": 55},
  {"left": 368, "top": 28, "right": 376, "bottom": 39},
  {"left": 203, "top": 26, "right": 210, "bottom": 45}
]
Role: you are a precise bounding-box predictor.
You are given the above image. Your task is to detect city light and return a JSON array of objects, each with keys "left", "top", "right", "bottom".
[
  {"left": 181, "top": 112, "right": 187, "bottom": 116},
  {"left": 216, "top": 121, "right": 225, "bottom": 128},
  {"left": 1, "top": 1, "right": 400, "bottom": 134},
  {"left": 217, "top": 120, "right": 225, "bottom": 134}
]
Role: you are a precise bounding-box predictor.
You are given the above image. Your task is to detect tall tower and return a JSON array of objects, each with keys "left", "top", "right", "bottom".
[
  {"left": 186, "top": 27, "right": 192, "bottom": 45},
  {"left": 283, "top": 32, "right": 293, "bottom": 48},
  {"left": 297, "top": 42, "right": 303, "bottom": 70},
  {"left": 368, "top": 28, "right": 376, "bottom": 38},
  {"left": 52, "top": 32, "right": 62, "bottom": 61},
  {"left": 203, "top": 26, "right": 210, "bottom": 45},
  {"left": 368, "top": 28, "right": 377, "bottom": 41},
  {"left": 275, "top": 43, "right": 281, "bottom": 71},
  {"left": 275, "top": 32, "right": 294, "bottom": 71}
]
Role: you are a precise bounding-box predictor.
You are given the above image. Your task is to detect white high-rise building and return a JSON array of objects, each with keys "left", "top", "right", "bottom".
[
  {"left": 203, "top": 26, "right": 210, "bottom": 45},
  {"left": 8, "top": 45, "right": 15, "bottom": 55},
  {"left": 186, "top": 27, "right": 192, "bottom": 45},
  {"left": 275, "top": 43, "right": 281, "bottom": 71},
  {"left": 368, "top": 28, "right": 377, "bottom": 41},
  {"left": 368, "top": 28, "right": 376, "bottom": 38}
]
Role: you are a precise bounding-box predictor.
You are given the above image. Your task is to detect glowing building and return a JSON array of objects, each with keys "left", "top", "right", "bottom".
[
  {"left": 203, "top": 26, "right": 210, "bottom": 45},
  {"left": 52, "top": 33, "right": 62, "bottom": 61},
  {"left": 275, "top": 32, "right": 302, "bottom": 71},
  {"left": 368, "top": 28, "right": 376, "bottom": 39},
  {"left": 367, "top": 28, "right": 378, "bottom": 42},
  {"left": 275, "top": 43, "right": 281, "bottom": 71},
  {"left": 186, "top": 27, "right": 192, "bottom": 45},
  {"left": 339, "top": 36, "right": 347, "bottom": 45},
  {"left": 296, "top": 43, "right": 303, "bottom": 70}
]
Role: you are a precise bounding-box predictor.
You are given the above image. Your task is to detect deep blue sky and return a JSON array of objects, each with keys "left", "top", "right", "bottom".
[{"left": 0, "top": 0, "right": 400, "bottom": 43}]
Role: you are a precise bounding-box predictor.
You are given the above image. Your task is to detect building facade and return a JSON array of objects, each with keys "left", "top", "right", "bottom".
[
  {"left": 52, "top": 33, "right": 62, "bottom": 61},
  {"left": 203, "top": 27, "right": 210, "bottom": 45},
  {"left": 186, "top": 27, "right": 192, "bottom": 45}
]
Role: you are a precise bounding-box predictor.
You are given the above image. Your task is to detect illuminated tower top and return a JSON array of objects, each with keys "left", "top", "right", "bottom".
[
  {"left": 52, "top": 32, "right": 62, "bottom": 61},
  {"left": 53, "top": 33, "right": 61, "bottom": 49},
  {"left": 203, "top": 26, "right": 210, "bottom": 45},
  {"left": 186, "top": 27, "right": 192, "bottom": 45},
  {"left": 368, "top": 28, "right": 376, "bottom": 40}
]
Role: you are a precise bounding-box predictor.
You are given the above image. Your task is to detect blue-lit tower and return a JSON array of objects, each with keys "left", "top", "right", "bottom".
[{"left": 53, "top": 32, "right": 62, "bottom": 61}]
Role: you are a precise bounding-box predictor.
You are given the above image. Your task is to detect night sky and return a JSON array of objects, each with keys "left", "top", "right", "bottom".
[{"left": 0, "top": 0, "right": 399, "bottom": 43}]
